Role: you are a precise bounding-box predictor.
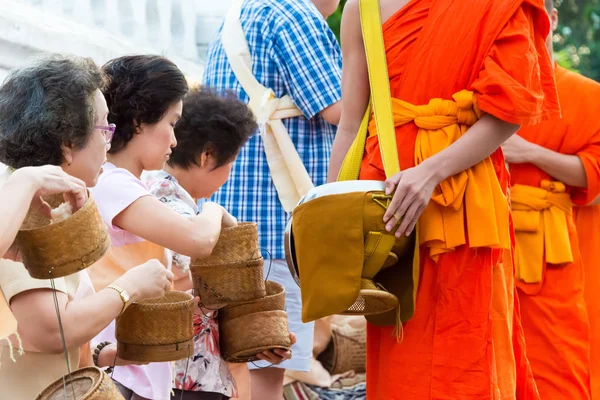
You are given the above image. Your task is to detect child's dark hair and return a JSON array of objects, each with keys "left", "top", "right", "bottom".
[
  {"left": 168, "top": 87, "right": 256, "bottom": 169},
  {"left": 102, "top": 55, "right": 188, "bottom": 153}
]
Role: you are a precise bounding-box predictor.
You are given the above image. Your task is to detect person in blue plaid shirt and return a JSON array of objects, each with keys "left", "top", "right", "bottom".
[{"left": 203, "top": 0, "right": 341, "bottom": 398}]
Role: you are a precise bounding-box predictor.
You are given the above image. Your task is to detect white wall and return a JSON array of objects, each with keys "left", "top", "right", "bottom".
[{"left": 0, "top": 0, "right": 206, "bottom": 81}]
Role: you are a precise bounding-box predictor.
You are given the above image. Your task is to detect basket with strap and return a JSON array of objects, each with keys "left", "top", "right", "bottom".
[
  {"left": 36, "top": 367, "right": 124, "bottom": 400},
  {"left": 116, "top": 291, "right": 194, "bottom": 362},
  {"left": 17, "top": 193, "right": 111, "bottom": 279},
  {"left": 284, "top": 0, "right": 419, "bottom": 329},
  {"left": 219, "top": 281, "right": 292, "bottom": 363}
]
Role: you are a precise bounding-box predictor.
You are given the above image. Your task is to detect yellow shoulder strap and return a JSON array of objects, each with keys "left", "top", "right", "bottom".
[{"left": 338, "top": 0, "right": 400, "bottom": 181}]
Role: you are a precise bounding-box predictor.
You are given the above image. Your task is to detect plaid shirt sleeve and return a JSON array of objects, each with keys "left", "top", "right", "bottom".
[{"left": 268, "top": 7, "right": 342, "bottom": 119}]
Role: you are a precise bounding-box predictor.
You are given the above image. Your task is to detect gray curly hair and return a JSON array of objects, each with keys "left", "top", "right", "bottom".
[{"left": 0, "top": 55, "right": 105, "bottom": 168}]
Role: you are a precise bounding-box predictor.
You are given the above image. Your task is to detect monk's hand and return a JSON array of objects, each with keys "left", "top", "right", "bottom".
[
  {"left": 383, "top": 163, "right": 440, "bottom": 237},
  {"left": 500, "top": 134, "right": 536, "bottom": 164},
  {"left": 256, "top": 332, "right": 296, "bottom": 364}
]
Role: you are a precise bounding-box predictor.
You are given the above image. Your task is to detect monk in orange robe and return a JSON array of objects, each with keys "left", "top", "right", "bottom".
[
  {"left": 575, "top": 194, "right": 600, "bottom": 400},
  {"left": 501, "top": 3, "right": 600, "bottom": 398},
  {"left": 328, "top": 0, "right": 559, "bottom": 398}
]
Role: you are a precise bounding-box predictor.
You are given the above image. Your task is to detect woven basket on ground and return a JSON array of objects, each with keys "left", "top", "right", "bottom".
[
  {"left": 191, "top": 257, "right": 266, "bottom": 308},
  {"left": 36, "top": 367, "right": 124, "bottom": 400},
  {"left": 192, "top": 222, "right": 259, "bottom": 266},
  {"left": 317, "top": 325, "right": 366, "bottom": 375},
  {"left": 116, "top": 291, "right": 194, "bottom": 362},
  {"left": 17, "top": 193, "right": 110, "bottom": 279},
  {"left": 219, "top": 281, "right": 292, "bottom": 363}
]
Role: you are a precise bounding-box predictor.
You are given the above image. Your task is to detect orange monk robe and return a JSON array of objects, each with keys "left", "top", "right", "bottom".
[
  {"left": 575, "top": 201, "right": 600, "bottom": 400},
  {"left": 359, "top": 0, "right": 559, "bottom": 399},
  {"left": 512, "top": 66, "right": 600, "bottom": 399},
  {"left": 567, "top": 71, "right": 600, "bottom": 400}
]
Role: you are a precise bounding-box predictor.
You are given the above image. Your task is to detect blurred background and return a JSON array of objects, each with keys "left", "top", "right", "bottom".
[{"left": 0, "top": 0, "right": 596, "bottom": 84}]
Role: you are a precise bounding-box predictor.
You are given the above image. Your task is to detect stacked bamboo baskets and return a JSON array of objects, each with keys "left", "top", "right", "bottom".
[{"left": 191, "top": 222, "right": 292, "bottom": 362}]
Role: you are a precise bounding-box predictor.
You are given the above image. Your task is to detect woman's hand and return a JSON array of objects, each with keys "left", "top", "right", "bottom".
[
  {"left": 383, "top": 161, "right": 441, "bottom": 237},
  {"left": 256, "top": 332, "right": 297, "bottom": 364},
  {"left": 221, "top": 210, "right": 238, "bottom": 228},
  {"left": 97, "top": 343, "right": 149, "bottom": 367},
  {"left": 13, "top": 165, "right": 88, "bottom": 217},
  {"left": 115, "top": 259, "right": 174, "bottom": 302}
]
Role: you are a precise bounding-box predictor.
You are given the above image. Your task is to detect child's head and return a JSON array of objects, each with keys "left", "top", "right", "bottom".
[
  {"left": 102, "top": 55, "right": 188, "bottom": 171},
  {"left": 166, "top": 87, "right": 256, "bottom": 199}
]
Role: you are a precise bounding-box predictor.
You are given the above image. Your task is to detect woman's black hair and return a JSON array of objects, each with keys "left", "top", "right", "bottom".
[
  {"left": 168, "top": 87, "right": 256, "bottom": 169},
  {"left": 102, "top": 55, "right": 188, "bottom": 153}
]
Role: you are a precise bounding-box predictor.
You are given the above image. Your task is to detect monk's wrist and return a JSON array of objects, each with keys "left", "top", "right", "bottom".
[
  {"left": 527, "top": 144, "right": 548, "bottom": 168},
  {"left": 420, "top": 157, "right": 447, "bottom": 186}
]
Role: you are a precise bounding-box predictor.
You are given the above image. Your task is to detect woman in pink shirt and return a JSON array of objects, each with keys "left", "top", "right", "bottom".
[
  {"left": 92, "top": 55, "right": 294, "bottom": 400},
  {"left": 91, "top": 55, "right": 244, "bottom": 400}
]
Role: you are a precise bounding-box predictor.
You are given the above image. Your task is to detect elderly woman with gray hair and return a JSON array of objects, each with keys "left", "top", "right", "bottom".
[{"left": 0, "top": 55, "right": 174, "bottom": 400}]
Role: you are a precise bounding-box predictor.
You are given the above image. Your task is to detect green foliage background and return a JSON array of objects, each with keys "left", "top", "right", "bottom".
[{"left": 327, "top": 0, "right": 599, "bottom": 81}]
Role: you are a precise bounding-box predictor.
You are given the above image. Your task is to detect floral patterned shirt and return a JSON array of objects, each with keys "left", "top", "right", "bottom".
[{"left": 144, "top": 170, "right": 236, "bottom": 396}]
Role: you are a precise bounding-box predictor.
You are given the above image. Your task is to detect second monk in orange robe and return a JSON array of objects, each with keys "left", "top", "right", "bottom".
[
  {"left": 328, "top": 0, "right": 560, "bottom": 398},
  {"left": 575, "top": 198, "right": 600, "bottom": 400},
  {"left": 503, "top": 4, "right": 600, "bottom": 399}
]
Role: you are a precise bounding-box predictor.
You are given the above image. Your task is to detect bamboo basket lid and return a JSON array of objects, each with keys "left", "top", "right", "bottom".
[
  {"left": 36, "top": 367, "right": 124, "bottom": 400},
  {"left": 17, "top": 193, "right": 110, "bottom": 279},
  {"left": 192, "top": 222, "right": 259, "bottom": 267}
]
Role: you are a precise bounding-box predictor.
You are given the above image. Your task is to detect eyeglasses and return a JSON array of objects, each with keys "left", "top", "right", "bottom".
[{"left": 95, "top": 124, "right": 116, "bottom": 147}]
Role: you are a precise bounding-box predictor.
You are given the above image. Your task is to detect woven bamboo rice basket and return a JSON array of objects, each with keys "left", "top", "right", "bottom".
[
  {"left": 317, "top": 325, "right": 366, "bottom": 375},
  {"left": 191, "top": 257, "right": 266, "bottom": 308},
  {"left": 192, "top": 222, "right": 259, "bottom": 266},
  {"left": 36, "top": 367, "right": 124, "bottom": 400},
  {"left": 116, "top": 291, "right": 194, "bottom": 362},
  {"left": 17, "top": 193, "right": 110, "bottom": 279},
  {"left": 219, "top": 281, "right": 292, "bottom": 363}
]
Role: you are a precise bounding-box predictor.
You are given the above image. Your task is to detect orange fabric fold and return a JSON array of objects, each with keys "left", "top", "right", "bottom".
[
  {"left": 561, "top": 68, "right": 600, "bottom": 399},
  {"left": 575, "top": 205, "right": 600, "bottom": 400},
  {"left": 361, "top": 0, "right": 558, "bottom": 399},
  {"left": 368, "top": 90, "right": 510, "bottom": 260},
  {"left": 511, "top": 181, "right": 574, "bottom": 285},
  {"left": 511, "top": 65, "right": 600, "bottom": 399}
]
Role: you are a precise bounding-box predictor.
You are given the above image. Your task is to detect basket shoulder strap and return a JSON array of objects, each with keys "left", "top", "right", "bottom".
[{"left": 337, "top": 0, "right": 400, "bottom": 181}]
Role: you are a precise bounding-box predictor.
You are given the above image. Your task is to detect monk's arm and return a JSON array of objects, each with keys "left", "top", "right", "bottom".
[
  {"left": 590, "top": 195, "right": 600, "bottom": 205},
  {"left": 320, "top": 101, "right": 342, "bottom": 126},
  {"left": 502, "top": 134, "right": 587, "bottom": 187},
  {"left": 422, "top": 115, "right": 519, "bottom": 181},
  {"left": 327, "top": 0, "right": 369, "bottom": 182},
  {"left": 529, "top": 147, "right": 587, "bottom": 187},
  {"left": 384, "top": 114, "right": 519, "bottom": 236}
]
